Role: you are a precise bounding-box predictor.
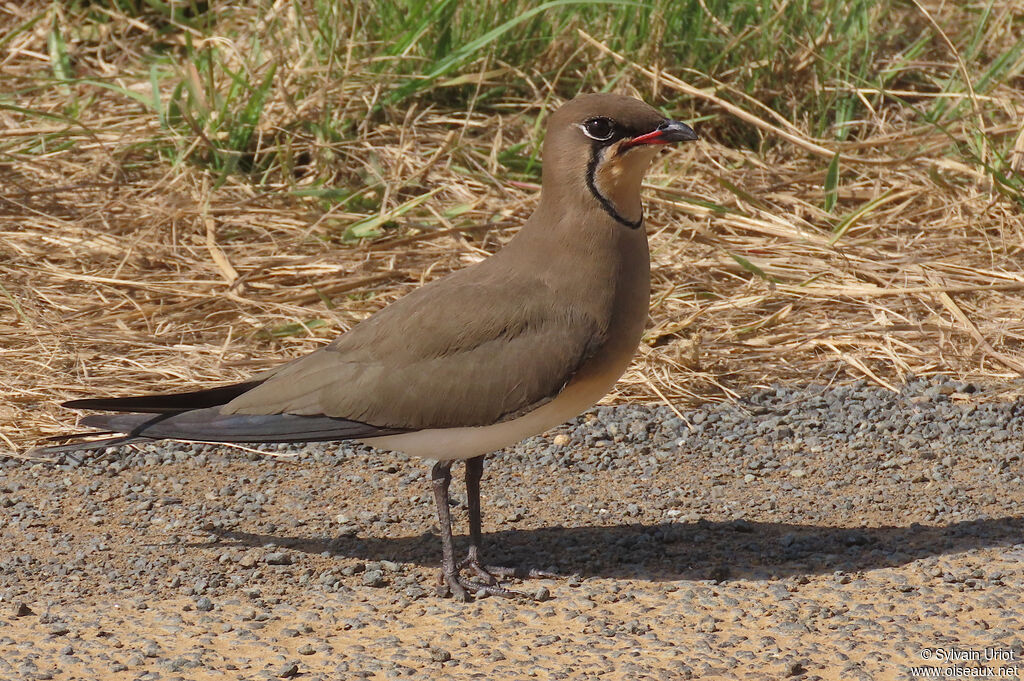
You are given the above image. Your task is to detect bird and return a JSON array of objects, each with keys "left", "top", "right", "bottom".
[{"left": 35, "top": 93, "right": 698, "bottom": 600}]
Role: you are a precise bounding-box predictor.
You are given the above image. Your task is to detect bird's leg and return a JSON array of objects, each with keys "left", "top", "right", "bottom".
[
  {"left": 460, "top": 455, "right": 495, "bottom": 582},
  {"left": 430, "top": 459, "right": 468, "bottom": 602},
  {"left": 459, "top": 456, "right": 554, "bottom": 589}
]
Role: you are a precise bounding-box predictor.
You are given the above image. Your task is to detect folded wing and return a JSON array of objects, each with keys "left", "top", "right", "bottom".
[{"left": 224, "top": 268, "right": 608, "bottom": 429}]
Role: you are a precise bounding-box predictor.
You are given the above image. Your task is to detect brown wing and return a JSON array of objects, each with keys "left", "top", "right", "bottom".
[{"left": 222, "top": 263, "right": 608, "bottom": 429}]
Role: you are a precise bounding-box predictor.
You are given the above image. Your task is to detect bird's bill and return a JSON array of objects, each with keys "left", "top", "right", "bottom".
[{"left": 624, "top": 120, "right": 699, "bottom": 148}]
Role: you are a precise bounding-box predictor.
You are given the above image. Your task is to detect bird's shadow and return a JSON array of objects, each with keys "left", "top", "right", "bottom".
[{"left": 209, "top": 515, "right": 1024, "bottom": 581}]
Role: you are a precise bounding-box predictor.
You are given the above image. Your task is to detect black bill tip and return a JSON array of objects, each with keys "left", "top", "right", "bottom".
[{"left": 625, "top": 119, "right": 699, "bottom": 147}]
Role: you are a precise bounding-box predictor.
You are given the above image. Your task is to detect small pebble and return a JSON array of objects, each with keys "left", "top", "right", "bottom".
[{"left": 264, "top": 552, "right": 293, "bottom": 566}]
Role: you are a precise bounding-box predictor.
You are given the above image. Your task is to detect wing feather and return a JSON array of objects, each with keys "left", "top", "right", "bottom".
[
  {"left": 63, "top": 381, "right": 264, "bottom": 413},
  {"left": 77, "top": 409, "right": 405, "bottom": 443},
  {"left": 224, "top": 268, "right": 609, "bottom": 429}
]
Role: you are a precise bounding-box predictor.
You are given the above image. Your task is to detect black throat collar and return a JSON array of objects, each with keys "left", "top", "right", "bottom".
[{"left": 585, "top": 145, "right": 643, "bottom": 230}]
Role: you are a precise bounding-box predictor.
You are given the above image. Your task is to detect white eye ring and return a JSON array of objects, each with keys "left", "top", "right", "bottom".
[{"left": 579, "top": 118, "right": 616, "bottom": 141}]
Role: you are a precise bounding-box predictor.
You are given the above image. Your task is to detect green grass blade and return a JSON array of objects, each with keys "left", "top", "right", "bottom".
[
  {"left": 149, "top": 64, "right": 166, "bottom": 128},
  {"left": 0, "top": 9, "right": 45, "bottom": 52},
  {"left": 228, "top": 62, "right": 278, "bottom": 153},
  {"left": 386, "top": 0, "right": 459, "bottom": 57},
  {"left": 729, "top": 253, "right": 777, "bottom": 283},
  {"left": 383, "top": 0, "right": 634, "bottom": 106},
  {"left": 0, "top": 281, "right": 30, "bottom": 325},
  {"left": 47, "top": 17, "right": 73, "bottom": 108},
  {"left": 84, "top": 78, "right": 161, "bottom": 111},
  {"left": 824, "top": 152, "right": 840, "bottom": 214},
  {"left": 345, "top": 187, "right": 444, "bottom": 240},
  {"left": 263, "top": 319, "right": 327, "bottom": 339},
  {"left": 829, "top": 189, "right": 894, "bottom": 246}
]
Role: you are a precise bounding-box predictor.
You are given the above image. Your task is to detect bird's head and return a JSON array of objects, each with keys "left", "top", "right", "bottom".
[{"left": 541, "top": 93, "right": 698, "bottom": 229}]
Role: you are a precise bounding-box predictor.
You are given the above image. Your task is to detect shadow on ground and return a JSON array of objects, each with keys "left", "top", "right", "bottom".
[{"left": 210, "top": 515, "right": 1024, "bottom": 582}]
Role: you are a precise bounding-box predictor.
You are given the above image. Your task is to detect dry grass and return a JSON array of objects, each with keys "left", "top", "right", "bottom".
[{"left": 2, "top": 2, "right": 1023, "bottom": 454}]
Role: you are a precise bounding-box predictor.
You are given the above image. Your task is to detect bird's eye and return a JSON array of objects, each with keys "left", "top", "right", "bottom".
[{"left": 581, "top": 117, "right": 616, "bottom": 141}]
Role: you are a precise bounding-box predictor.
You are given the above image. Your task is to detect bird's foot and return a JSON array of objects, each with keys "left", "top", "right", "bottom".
[
  {"left": 436, "top": 568, "right": 523, "bottom": 602},
  {"left": 436, "top": 552, "right": 558, "bottom": 601},
  {"left": 458, "top": 556, "right": 557, "bottom": 583}
]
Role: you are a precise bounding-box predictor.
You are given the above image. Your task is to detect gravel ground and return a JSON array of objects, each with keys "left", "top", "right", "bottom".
[{"left": 2, "top": 376, "right": 1023, "bottom": 680}]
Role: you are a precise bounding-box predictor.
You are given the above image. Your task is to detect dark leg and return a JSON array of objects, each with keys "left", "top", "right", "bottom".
[
  {"left": 430, "top": 460, "right": 468, "bottom": 601},
  {"left": 460, "top": 456, "right": 507, "bottom": 584},
  {"left": 463, "top": 455, "right": 485, "bottom": 569},
  {"left": 460, "top": 456, "right": 555, "bottom": 587}
]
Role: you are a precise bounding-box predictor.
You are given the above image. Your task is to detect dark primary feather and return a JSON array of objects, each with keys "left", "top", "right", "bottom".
[
  {"left": 62, "top": 380, "right": 264, "bottom": 413},
  {"left": 31, "top": 434, "right": 154, "bottom": 456},
  {"left": 76, "top": 409, "right": 408, "bottom": 443}
]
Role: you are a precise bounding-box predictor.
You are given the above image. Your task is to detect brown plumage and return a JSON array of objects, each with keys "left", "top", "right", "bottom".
[{"left": 37, "top": 93, "right": 698, "bottom": 600}]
